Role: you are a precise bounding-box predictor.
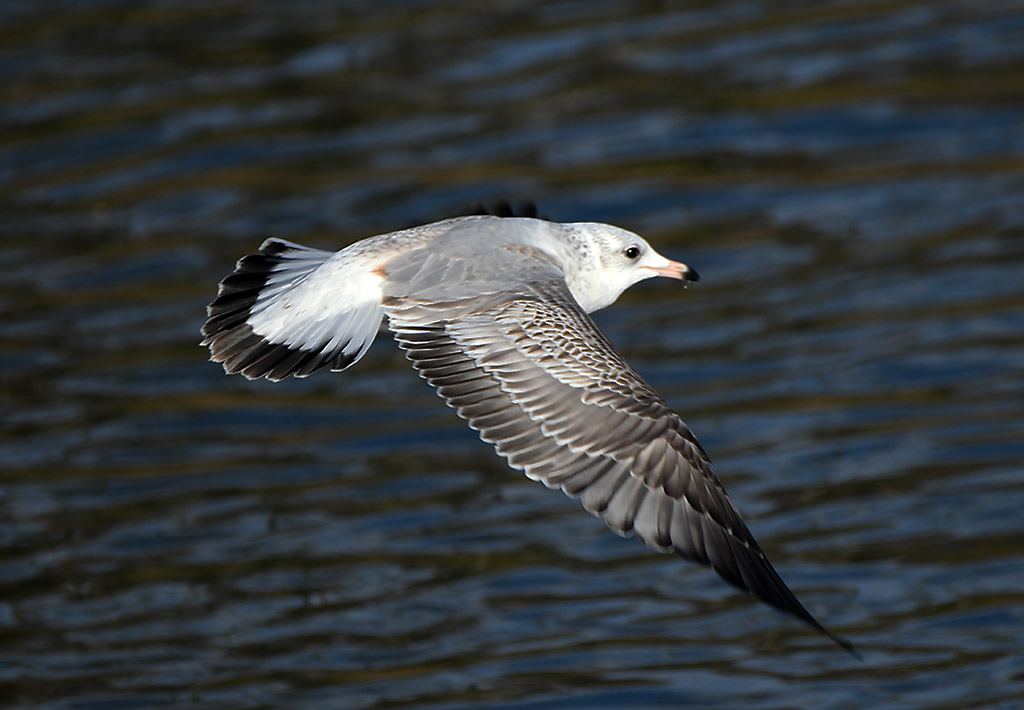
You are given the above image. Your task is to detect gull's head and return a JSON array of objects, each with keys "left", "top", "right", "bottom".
[{"left": 559, "top": 222, "right": 699, "bottom": 313}]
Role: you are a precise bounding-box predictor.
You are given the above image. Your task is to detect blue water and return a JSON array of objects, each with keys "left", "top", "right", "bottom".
[{"left": 2, "top": 1, "right": 1024, "bottom": 708}]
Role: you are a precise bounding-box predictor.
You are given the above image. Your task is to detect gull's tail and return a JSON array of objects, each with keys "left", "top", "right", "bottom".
[{"left": 201, "top": 238, "right": 383, "bottom": 381}]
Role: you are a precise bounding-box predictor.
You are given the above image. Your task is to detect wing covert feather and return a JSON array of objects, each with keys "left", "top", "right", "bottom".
[{"left": 387, "top": 282, "right": 855, "bottom": 654}]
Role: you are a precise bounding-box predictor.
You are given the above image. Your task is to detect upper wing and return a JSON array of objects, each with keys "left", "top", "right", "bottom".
[{"left": 387, "top": 281, "right": 856, "bottom": 655}]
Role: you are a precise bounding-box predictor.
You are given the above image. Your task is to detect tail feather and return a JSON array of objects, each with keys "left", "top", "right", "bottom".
[{"left": 202, "top": 238, "right": 383, "bottom": 381}]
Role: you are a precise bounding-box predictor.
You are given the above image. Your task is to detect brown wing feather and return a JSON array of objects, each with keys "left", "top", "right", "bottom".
[{"left": 388, "top": 284, "right": 856, "bottom": 656}]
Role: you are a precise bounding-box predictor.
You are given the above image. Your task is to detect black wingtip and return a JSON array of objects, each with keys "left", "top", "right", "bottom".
[
  {"left": 773, "top": 594, "right": 861, "bottom": 660},
  {"left": 783, "top": 598, "right": 861, "bottom": 660},
  {"left": 828, "top": 631, "right": 862, "bottom": 661},
  {"left": 460, "top": 200, "right": 548, "bottom": 221}
]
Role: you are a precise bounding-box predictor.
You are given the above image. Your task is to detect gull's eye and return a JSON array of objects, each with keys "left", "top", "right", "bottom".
[{"left": 624, "top": 246, "right": 641, "bottom": 260}]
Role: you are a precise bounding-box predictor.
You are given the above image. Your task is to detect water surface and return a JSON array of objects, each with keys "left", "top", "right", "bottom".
[{"left": 2, "top": 1, "right": 1024, "bottom": 708}]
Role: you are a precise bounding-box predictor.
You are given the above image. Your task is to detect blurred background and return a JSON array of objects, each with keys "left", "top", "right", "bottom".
[{"left": 2, "top": 1, "right": 1024, "bottom": 708}]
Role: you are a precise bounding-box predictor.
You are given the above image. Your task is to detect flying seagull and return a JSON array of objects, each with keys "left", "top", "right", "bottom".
[{"left": 201, "top": 214, "right": 857, "bottom": 657}]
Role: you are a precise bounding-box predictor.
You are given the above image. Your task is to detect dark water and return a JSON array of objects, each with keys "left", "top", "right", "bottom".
[{"left": 3, "top": 1, "right": 1024, "bottom": 708}]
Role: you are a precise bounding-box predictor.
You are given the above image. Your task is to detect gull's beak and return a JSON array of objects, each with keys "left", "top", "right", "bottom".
[{"left": 642, "top": 260, "right": 700, "bottom": 282}]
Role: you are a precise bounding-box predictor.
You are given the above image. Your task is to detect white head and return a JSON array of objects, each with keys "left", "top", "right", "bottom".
[{"left": 555, "top": 222, "right": 699, "bottom": 313}]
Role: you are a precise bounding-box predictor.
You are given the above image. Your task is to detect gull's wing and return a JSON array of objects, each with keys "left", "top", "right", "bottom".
[{"left": 386, "top": 280, "right": 856, "bottom": 656}]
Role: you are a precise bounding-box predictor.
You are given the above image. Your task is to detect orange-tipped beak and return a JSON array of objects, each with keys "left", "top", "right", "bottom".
[{"left": 642, "top": 260, "right": 700, "bottom": 282}]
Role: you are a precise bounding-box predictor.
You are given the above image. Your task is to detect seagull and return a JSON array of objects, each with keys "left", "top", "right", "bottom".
[{"left": 201, "top": 214, "right": 857, "bottom": 657}]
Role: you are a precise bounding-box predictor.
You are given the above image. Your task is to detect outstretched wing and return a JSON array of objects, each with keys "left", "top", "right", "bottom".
[{"left": 387, "top": 281, "right": 856, "bottom": 655}]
